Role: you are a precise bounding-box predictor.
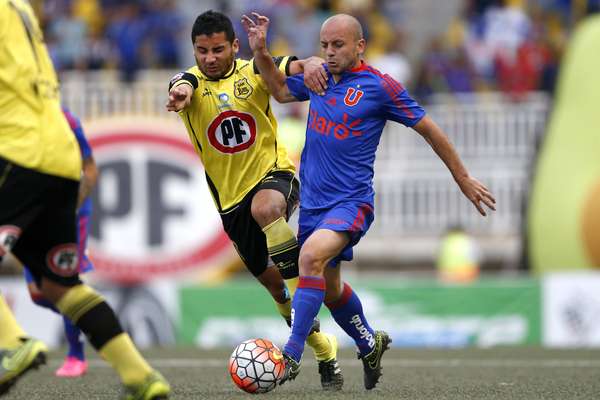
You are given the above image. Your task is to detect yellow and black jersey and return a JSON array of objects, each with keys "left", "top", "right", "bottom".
[
  {"left": 170, "top": 56, "right": 297, "bottom": 212},
  {"left": 0, "top": 0, "right": 81, "bottom": 181}
]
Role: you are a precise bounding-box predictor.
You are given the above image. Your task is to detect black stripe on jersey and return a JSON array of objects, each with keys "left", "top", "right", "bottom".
[
  {"left": 265, "top": 101, "right": 271, "bottom": 118},
  {"left": 205, "top": 172, "right": 223, "bottom": 212},
  {"left": 169, "top": 72, "right": 198, "bottom": 91},
  {"left": 284, "top": 56, "right": 298, "bottom": 76},
  {"left": 186, "top": 114, "right": 202, "bottom": 153},
  {"left": 253, "top": 56, "right": 295, "bottom": 75}
]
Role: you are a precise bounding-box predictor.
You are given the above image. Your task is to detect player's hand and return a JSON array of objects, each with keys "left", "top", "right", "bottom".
[
  {"left": 456, "top": 175, "right": 496, "bottom": 216},
  {"left": 166, "top": 84, "right": 192, "bottom": 112},
  {"left": 303, "top": 56, "right": 328, "bottom": 96},
  {"left": 242, "top": 12, "right": 269, "bottom": 53}
]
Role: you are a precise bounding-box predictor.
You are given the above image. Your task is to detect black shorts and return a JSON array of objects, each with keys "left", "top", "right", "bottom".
[
  {"left": 220, "top": 170, "right": 299, "bottom": 277},
  {"left": 0, "top": 157, "right": 82, "bottom": 287}
]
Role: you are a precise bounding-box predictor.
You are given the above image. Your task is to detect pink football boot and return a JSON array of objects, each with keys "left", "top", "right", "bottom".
[{"left": 55, "top": 356, "right": 88, "bottom": 377}]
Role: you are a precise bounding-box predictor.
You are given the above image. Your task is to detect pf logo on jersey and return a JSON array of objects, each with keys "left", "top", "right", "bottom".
[
  {"left": 207, "top": 110, "right": 257, "bottom": 154},
  {"left": 47, "top": 244, "right": 79, "bottom": 277}
]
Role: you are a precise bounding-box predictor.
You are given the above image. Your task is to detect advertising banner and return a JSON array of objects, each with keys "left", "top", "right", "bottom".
[
  {"left": 85, "top": 117, "right": 235, "bottom": 283},
  {"left": 179, "top": 278, "right": 541, "bottom": 348},
  {"left": 543, "top": 272, "right": 600, "bottom": 347}
]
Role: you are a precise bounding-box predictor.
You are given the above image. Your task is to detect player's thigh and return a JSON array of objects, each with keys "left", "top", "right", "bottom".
[
  {"left": 12, "top": 175, "right": 82, "bottom": 291},
  {"left": 0, "top": 158, "right": 50, "bottom": 260},
  {"left": 220, "top": 199, "right": 270, "bottom": 277},
  {"left": 299, "top": 229, "right": 350, "bottom": 275}
]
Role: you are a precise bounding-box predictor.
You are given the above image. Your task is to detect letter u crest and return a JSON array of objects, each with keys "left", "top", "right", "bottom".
[{"left": 344, "top": 88, "right": 364, "bottom": 106}]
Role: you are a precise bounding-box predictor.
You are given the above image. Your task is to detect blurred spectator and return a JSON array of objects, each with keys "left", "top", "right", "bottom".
[
  {"left": 436, "top": 225, "right": 480, "bottom": 284},
  {"left": 369, "top": 27, "right": 412, "bottom": 86},
  {"left": 105, "top": 3, "right": 149, "bottom": 82},
  {"left": 46, "top": 1, "right": 88, "bottom": 70},
  {"left": 146, "top": 0, "right": 184, "bottom": 68}
]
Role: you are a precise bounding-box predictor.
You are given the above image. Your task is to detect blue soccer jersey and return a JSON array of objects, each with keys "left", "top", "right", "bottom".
[
  {"left": 63, "top": 107, "right": 93, "bottom": 217},
  {"left": 286, "top": 62, "right": 426, "bottom": 211}
]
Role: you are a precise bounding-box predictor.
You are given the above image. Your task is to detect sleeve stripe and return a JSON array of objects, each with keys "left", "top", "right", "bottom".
[{"left": 366, "top": 65, "right": 414, "bottom": 119}]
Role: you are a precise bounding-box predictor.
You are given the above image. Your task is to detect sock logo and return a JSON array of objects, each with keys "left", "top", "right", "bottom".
[
  {"left": 290, "top": 308, "right": 295, "bottom": 332},
  {"left": 350, "top": 314, "right": 375, "bottom": 348}
]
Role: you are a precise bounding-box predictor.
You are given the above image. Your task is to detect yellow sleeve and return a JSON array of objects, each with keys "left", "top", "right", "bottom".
[{"left": 0, "top": 1, "right": 9, "bottom": 41}]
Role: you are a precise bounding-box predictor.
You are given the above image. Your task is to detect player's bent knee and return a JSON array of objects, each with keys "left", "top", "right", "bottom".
[
  {"left": 251, "top": 202, "right": 286, "bottom": 227},
  {"left": 299, "top": 250, "right": 325, "bottom": 277}
]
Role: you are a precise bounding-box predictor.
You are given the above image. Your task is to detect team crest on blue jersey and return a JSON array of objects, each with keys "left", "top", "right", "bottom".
[
  {"left": 343, "top": 87, "right": 364, "bottom": 107},
  {"left": 234, "top": 78, "right": 253, "bottom": 100}
]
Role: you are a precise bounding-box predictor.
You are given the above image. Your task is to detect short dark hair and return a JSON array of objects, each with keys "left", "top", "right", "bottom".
[{"left": 191, "top": 10, "right": 236, "bottom": 43}]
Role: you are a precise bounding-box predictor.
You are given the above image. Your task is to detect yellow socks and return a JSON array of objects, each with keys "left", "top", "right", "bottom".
[
  {"left": 57, "top": 284, "right": 152, "bottom": 385},
  {"left": 263, "top": 217, "right": 299, "bottom": 280},
  {"left": 0, "top": 293, "right": 26, "bottom": 349},
  {"left": 99, "top": 333, "right": 152, "bottom": 385}
]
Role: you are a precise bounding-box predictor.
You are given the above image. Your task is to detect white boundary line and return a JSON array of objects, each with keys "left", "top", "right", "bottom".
[{"left": 56, "top": 359, "right": 600, "bottom": 368}]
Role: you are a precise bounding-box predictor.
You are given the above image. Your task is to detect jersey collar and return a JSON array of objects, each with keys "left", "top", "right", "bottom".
[
  {"left": 348, "top": 60, "right": 367, "bottom": 73},
  {"left": 203, "top": 60, "right": 237, "bottom": 81}
]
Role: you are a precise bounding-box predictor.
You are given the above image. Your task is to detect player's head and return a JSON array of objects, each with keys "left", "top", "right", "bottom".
[
  {"left": 320, "top": 14, "right": 365, "bottom": 75},
  {"left": 191, "top": 10, "right": 239, "bottom": 79}
]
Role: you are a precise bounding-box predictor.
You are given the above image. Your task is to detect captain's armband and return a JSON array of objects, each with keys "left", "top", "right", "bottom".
[{"left": 168, "top": 72, "right": 199, "bottom": 91}]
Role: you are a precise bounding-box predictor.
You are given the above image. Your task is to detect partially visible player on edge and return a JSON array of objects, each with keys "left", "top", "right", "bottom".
[
  {"left": 243, "top": 12, "right": 496, "bottom": 390},
  {"left": 165, "top": 10, "right": 343, "bottom": 390},
  {"left": 0, "top": 1, "right": 170, "bottom": 398},
  {"left": 22, "top": 108, "right": 97, "bottom": 378}
]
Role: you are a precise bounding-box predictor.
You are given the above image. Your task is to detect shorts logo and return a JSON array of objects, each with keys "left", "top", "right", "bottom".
[
  {"left": 47, "top": 244, "right": 79, "bottom": 277},
  {"left": 233, "top": 78, "right": 253, "bottom": 100},
  {"left": 343, "top": 88, "right": 364, "bottom": 107},
  {"left": 207, "top": 110, "right": 257, "bottom": 154},
  {"left": 0, "top": 225, "right": 21, "bottom": 256}
]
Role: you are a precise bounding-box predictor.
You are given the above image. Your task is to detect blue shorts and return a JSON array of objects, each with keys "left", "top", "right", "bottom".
[
  {"left": 24, "top": 212, "right": 94, "bottom": 284},
  {"left": 298, "top": 202, "right": 374, "bottom": 266}
]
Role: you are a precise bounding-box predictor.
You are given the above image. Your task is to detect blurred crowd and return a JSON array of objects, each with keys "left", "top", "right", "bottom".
[
  {"left": 415, "top": 0, "right": 600, "bottom": 101},
  {"left": 36, "top": 0, "right": 600, "bottom": 96},
  {"left": 34, "top": 0, "right": 185, "bottom": 81}
]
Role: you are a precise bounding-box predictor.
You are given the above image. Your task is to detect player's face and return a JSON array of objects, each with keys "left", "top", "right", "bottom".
[
  {"left": 320, "top": 23, "right": 365, "bottom": 75},
  {"left": 193, "top": 32, "right": 239, "bottom": 79}
]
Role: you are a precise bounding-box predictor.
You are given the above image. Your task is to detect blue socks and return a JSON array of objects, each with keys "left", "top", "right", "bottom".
[
  {"left": 31, "top": 293, "right": 85, "bottom": 361},
  {"left": 64, "top": 316, "right": 85, "bottom": 360},
  {"left": 326, "top": 282, "right": 376, "bottom": 356},
  {"left": 283, "top": 276, "right": 325, "bottom": 362}
]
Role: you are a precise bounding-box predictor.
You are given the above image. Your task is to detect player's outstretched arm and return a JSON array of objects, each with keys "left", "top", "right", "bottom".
[
  {"left": 242, "top": 12, "right": 298, "bottom": 103},
  {"left": 413, "top": 115, "right": 497, "bottom": 216},
  {"left": 166, "top": 83, "right": 193, "bottom": 112}
]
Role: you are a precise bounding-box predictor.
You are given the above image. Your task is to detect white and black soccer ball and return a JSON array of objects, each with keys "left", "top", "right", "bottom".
[{"left": 228, "top": 338, "right": 285, "bottom": 394}]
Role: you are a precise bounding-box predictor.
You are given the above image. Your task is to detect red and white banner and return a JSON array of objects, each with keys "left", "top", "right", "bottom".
[{"left": 85, "top": 118, "right": 232, "bottom": 283}]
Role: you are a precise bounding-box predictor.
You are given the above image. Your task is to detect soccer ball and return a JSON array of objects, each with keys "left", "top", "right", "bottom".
[{"left": 228, "top": 338, "right": 285, "bottom": 394}]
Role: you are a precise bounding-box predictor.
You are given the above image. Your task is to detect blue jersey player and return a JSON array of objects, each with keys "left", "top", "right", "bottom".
[
  {"left": 23, "top": 108, "right": 98, "bottom": 377},
  {"left": 244, "top": 12, "right": 496, "bottom": 390}
]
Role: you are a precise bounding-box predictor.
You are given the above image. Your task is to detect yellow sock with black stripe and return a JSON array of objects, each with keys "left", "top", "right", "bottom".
[
  {"left": 279, "top": 277, "right": 335, "bottom": 362},
  {"left": 262, "top": 217, "right": 299, "bottom": 280},
  {"left": 57, "top": 284, "right": 152, "bottom": 385},
  {"left": 0, "top": 293, "right": 27, "bottom": 349}
]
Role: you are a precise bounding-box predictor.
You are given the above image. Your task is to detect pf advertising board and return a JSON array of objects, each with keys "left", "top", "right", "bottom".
[{"left": 85, "top": 117, "right": 232, "bottom": 283}]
